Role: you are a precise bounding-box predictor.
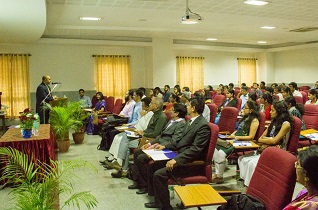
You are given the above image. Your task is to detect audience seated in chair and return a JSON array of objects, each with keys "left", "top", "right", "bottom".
[
  {"left": 140, "top": 97, "right": 210, "bottom": 210},
  {"left": 214, "top": 89, "right": 237, "bottom": 124},
  {"left": 104, "top": 97, "right": 168, "bottom": 178},
  {"left": 284, "top": 145, "right": 318, "bottom": 210},
  {"left": 213, "top": 101, "right": 260, "bottom": 184},
  {"left": 85, "top": 92, "right": 106, "bottom": 135},
  {"left": 129, "top": 103, "right": 186, "bottom": 194},
  {"left": 239, "top": 101, "right": 294, "bottom": 186},
  {"left": 305, "top": 89, "right": 318, "bottom": 105},
  {"left": 285, "top": 96, "right": 306, "bottom": 130},
  {"left": 259, "top": 92, "right": 273, "bottom": 121},
  {"left": 78, "top": 88, "right": 92, "bottom": 108}
]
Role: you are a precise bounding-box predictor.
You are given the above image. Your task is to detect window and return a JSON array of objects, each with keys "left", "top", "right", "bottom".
[
  {"left": 94, "top": 55, "right": 131, "bottom": 100},
  {"left": 0, "top": 54, "right": 30, "bottom": 117},
  {"left": 237, "top": 58, "right": 257, "bottom": 87},
  {"left": 176, "top": 56, "right": 204, "bottom": 92}
]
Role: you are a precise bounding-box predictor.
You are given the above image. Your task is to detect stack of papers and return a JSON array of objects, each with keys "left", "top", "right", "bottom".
[
  {"left": 143, "top": 149, "right": 177, "bottom": 161},
  {"left": 125, "top": 131, "right": 140, "bottom": 138},
  {"left": 233, "top": 141, "right": 252, "bottom": 146},
  {"left": 305, "top": 132, "right": 318, "bottom": 141}
]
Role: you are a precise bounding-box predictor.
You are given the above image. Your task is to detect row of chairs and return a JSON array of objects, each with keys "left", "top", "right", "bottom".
[
  {"left": 156, "top": 119, "right": 298, "bottom": 210},
  {"left": 91, "top": 95, "right": 123, "bottom": 114}
]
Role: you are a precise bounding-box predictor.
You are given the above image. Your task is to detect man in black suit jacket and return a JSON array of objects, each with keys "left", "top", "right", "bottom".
[
  {"left": 144, "top": 97, "right": 211, "bottom": 209},
  {"left": 36, "top": 75, "right": 57, "bottom": 124},
  {"left": 129, "top": 103, "right": 187, "bottom": 195}
]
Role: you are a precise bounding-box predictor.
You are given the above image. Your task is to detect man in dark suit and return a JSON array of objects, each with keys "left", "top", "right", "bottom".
[
  {"left": 144, "top": 97, "right": 211, "bottom": 209},
  {"left": 129, "top": 103, "right": 187, "bottom": 195},
  {"left": 36, "top": 75, "right": 57, "bottom": 124}
]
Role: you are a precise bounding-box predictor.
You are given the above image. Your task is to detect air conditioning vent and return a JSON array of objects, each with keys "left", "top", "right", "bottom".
[{"left": 290, "top": 27, "right": 318, "bottom": 32}]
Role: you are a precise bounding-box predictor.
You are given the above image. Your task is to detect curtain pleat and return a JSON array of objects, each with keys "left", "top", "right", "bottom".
[
  {"left": 95, "top": 55, "right": 130, "bottom": 100},
  {"left": 238, "top": 58, "right": 257, "bottom": 87},
  {"left": 176, "top": 56, "right": 204, "bottom": 92},
  {"left": 0, "top": 54, "right": 30, "bottom": 117}
]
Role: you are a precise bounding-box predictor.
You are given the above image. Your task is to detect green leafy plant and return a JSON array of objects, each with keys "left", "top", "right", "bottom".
[
  {"left": 19, "top": 108, "right": 36, "bottom": 130},
  {"left": 68, "top": 102, "right": 88, "bottom": 133},
  {"left": 0, "top": 147, "right": 98, "bottom": 210}
]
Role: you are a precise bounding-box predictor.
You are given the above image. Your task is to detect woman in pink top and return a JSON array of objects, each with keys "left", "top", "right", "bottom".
[{"left": 284, "top": 145, "right": 318, "bottom": 210}]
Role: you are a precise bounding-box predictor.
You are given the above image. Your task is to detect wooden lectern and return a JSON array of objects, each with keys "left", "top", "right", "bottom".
[{"left": 50, "top": 97, "right": 68, "bottom": 107}]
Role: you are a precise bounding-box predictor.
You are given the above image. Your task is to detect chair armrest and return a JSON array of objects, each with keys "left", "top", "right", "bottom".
[{"left": 219, "top": 131, "right": 230, "bottom": 135}]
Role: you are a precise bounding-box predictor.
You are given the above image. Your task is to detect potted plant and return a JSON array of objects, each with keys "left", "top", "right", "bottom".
[
  {"left": 0, "top": 147, "right": 98, "bottom": 210},
  {"left": 47, "top": 104, "right": 74, "bottom": 152},
  {"left": 68, "top": 102, "right": 88, "bottom": 144},
  {"left": 19, "top": 108, "right": 36, "bottom": 138}
]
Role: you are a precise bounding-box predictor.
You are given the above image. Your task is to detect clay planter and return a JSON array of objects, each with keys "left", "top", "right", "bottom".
[
  {"left": 72, "top": 132, "right": 85, "bottom": 144},
  {"left": 57, "top": 139, "right": 71, "bottom": 152}
]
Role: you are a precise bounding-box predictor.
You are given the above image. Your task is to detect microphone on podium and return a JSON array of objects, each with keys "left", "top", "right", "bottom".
[{"left": 52, "top": 82, "right": 61, "bottom": 85}]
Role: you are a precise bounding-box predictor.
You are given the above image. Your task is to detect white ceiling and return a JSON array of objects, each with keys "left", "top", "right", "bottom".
[{"left": 3, "top": 0, "right": 318, "bottom": 49}]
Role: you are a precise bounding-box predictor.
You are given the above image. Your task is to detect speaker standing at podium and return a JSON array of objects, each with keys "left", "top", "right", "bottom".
[{"left": 36, "top": 75, "right": 58, "bottom": 124}]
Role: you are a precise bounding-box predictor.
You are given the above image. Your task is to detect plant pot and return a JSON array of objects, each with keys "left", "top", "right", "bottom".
[
  {"left": 22, "top": 129, "right": 32, "bottom": 138},
  {"left": 72, "top": 132, "right": 85, "bottom": 144},
  {"left": 57, "top": 139, "right": 71, "bottom": 152},
  {"left": 54, "top": 133, "right": 70, "bottom": 149}
]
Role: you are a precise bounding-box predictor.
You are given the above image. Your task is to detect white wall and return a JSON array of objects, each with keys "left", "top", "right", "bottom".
[
  {"left": 273, "top": 47, "right": 318, "bottom": 84},
  {"left": 0, "top": 42, "right": 147, "bottom": 92}
]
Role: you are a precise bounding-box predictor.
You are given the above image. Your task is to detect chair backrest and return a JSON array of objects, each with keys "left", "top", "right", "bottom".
[
  {"left": 254, "top": 112, "right": 266, "bottom": 140},
  {"left": 218, "top": 107, "right": 238, "bottom": 133},
  {"left": 164, "top": 111, "right": 172, "bottom": 121},
  {"left": 91, "top": 95, "right": 107, "bottom": 109},
  {"left": 236, "top": 98, "right": 242, "bottom": 110},
  {"left": 207, "top": 104, "right": 217, "bottom": 123},
  {"left": 247, "top": 147, "right": 297, "bottom": 210},
  {"left": 301, "top": 91, "right": 308, "bottom": 104},
  {"left": 112, "top": 98, "right": 123, "bottom": 114},
  {"left": 106, "top": 96, "right": 115, "bottom": 112},
  {"left": 234, "top": 89, "right": 240, "bottom": 97},
  {"left": 294, "top": 96, "right": 303, "bottom": 104},
  {"left": 167, "top": 122, "right": 219, "bottom": 184},
  {"left": 287, "top": 116, "right": 301, "bottom": 154},
  {"left": 213, "top": 95, "right": 226, "bottom": 107},
  {"left": 303, "top": 104, "right": 318, "bottom": 130}
]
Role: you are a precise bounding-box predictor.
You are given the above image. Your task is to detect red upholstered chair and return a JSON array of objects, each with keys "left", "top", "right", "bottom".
[
  {"left": 106, "top": 96, "right": 114, "bottom": 112},
  {"left": 167, "top": 122, "right": 219, "bottom": 184},
  {"left": 234, "top": 89, "right": 240, "bottom": 97},
  {"left": 301, "top": 91, "right": 308, "bottom": 104},
  {"left": 207, "top": 104, "right": 217, "bottom": 123},
  {"left": 299, "top": 86, "right": 310, "bottom": 91},
  {"left": 218, "top": 107, "right": 238, "bottom": 133},
  {"left": 273, "top": 94, "right": 279, "bottom": 101},
  {"left": 213, "top": 95, "right": 226, "bottom": 107},
  {"left": 294, "top": 96, "right": 303, "bottom": 104},
  {"left": 298, "top": 104, "right": 318, "bottom": 147},
  {"left": 91, "top": 95, "right": 107, "bottom": 109},
  {"left": 112, "top": 98, "right": 123, "bottom": 114},
  {"left": 287, "top": 117, "right": 301, "bottom": 154},
  {"left": 256, "top": 98, "right": 260, "bottom": 105},
  {"left": 164, "top": 111, "right": 172, "bottom": 121},
  {"left": 247, "top": 147, "right": 297, "bottom": 210},
  {"left": 236, "top": 98, "right": 242, "bottom": 110}
]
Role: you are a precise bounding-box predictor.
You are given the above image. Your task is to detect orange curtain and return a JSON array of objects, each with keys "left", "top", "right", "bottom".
[
  {"left": 0, "top": 54, "right": 30, "bottom": 117},
  {"left": 94, "top": 55, "right": 130, "bottom": 100},
  {"left": 176, "top": 56, "right": 204, "bottom": 92},
  {"left": 238, "top": 58, "right": 257, "bottom": 87}
]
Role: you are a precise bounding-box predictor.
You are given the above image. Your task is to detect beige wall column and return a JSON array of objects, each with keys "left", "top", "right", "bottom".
[{"left": 152, "top": 38, "right": 175, "bottom": 88}]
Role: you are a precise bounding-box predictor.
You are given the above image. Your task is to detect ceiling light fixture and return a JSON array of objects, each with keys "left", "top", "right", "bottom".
[
  {"left": 206, "top": 38, "right": 217, "bottom": 41},
  {"left": 257, "top": 41, "right": 267, "bottom": 44},
  {"left": 260, "top": 26, "right": 276, "bottom": 29},
  {"left": 80, "top": 17, "right": 101, "bottom": 21},
  {"left": 244, "top": 0, "right": 269, "bottom": 6},
  {"left": 180, "top": 0, "right": 203, "bottom": 24}
]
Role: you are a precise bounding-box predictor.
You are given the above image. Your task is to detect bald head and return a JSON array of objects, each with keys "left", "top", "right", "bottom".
[{"left": 42, "top": 75, "right": 51, "bottom": 85}]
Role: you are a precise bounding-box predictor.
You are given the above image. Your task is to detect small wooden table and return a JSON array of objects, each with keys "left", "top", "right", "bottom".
[{"left": 174, "top": 184, "right": 227, "bottom": 209}]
